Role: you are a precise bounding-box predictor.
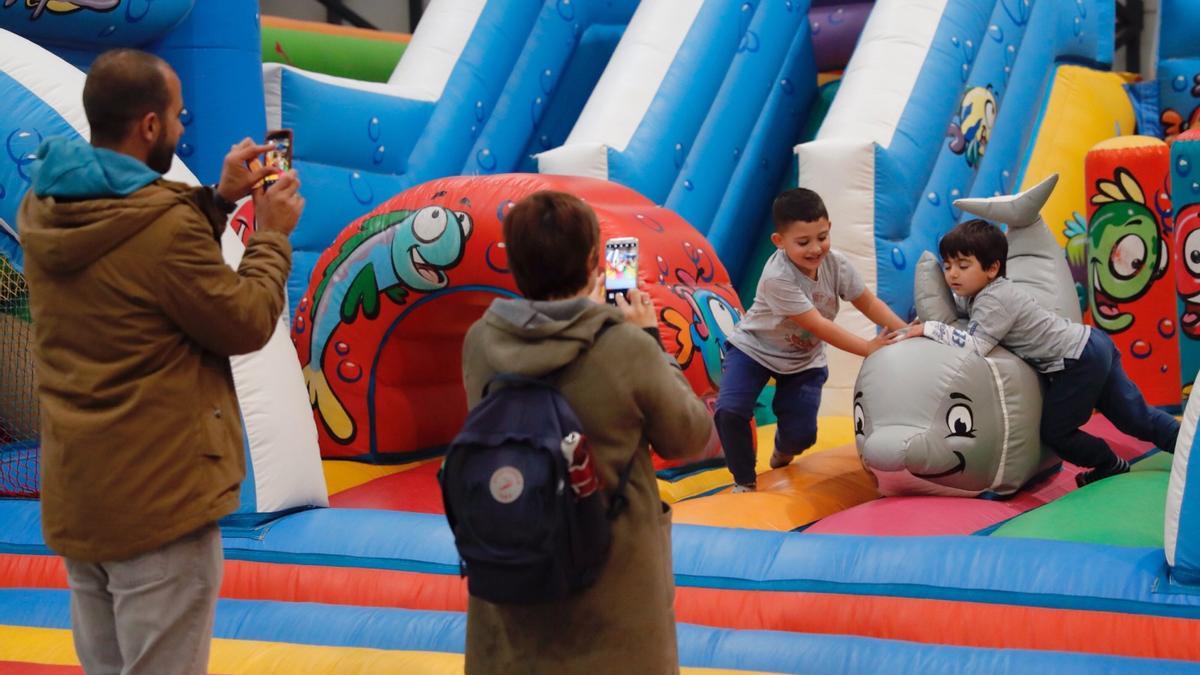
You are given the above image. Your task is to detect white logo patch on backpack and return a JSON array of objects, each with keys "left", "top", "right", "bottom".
[{"left": 489, "top": 466, "right": 524, "bottom": 504}]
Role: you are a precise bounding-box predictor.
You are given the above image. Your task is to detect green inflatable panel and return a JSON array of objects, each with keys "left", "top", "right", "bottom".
[
  {"left": 990, "top": 453, "right": 1173, "bottom": 548},
  {"left": 262, "top": 25, "right": 407, "bottom": 83}
]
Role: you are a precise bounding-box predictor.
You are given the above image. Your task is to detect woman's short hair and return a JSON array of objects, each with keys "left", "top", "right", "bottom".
[{"left": 502, "top": 191, "right": 599, "bottom": 300}]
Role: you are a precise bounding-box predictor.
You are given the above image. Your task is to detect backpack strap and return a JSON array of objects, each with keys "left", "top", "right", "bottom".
[
  {"left": 482, "top": 320, "right": 618, "bottom": 398},
  {"left": 606, "top": 451, "right": 639, "bottom": 520},
  {"left": 481, "top": 319, "right": 642, "bottom": 518},
  {"left": 480, "top": 373, "right": 553, "bottom": 398}
]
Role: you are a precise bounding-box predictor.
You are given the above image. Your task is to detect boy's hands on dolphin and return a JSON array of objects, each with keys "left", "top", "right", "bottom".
[
  {"left": 889, "top": 320, "right": 924, "bottom": 343},
  {"left": 217, "top": 138, "right": 281, "bottom": 202},
  {"left": 866, "top": 328, "right": 899, "bottom": 354}
]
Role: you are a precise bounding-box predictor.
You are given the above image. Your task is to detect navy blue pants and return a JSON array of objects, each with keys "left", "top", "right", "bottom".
[
  {"left": 1041, "top": 330, "right": 1179, "bottom": 468},
  {"left": 714, "top": 345, "right": 826, "bottom": 486}
]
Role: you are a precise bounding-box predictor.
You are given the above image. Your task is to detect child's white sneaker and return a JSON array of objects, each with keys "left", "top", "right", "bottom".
[{"left": 731, "top": 483, "right": 756, "bottom": 493}]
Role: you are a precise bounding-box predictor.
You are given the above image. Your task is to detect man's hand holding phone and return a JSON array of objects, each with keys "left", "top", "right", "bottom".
[
  {"left": 217, "top": 137, "right": 280, "bottom": 203},
  {"left": 254, "top": 170, "right": 304, "bottom": 237}
]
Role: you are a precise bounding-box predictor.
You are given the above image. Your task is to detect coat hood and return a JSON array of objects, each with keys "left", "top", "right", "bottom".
[
  {"left": 20, "top": 137, "right": 184, "bottom": 273},
  {"left": 480, "top": 297, "right": 621, "bottom": 377}
]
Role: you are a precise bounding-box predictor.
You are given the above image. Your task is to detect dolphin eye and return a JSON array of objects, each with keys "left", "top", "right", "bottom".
[
  {"left": 854, "top": 402, "right": 865, "bottom": 436},
  {"left": 945, "top": 404, "right": 975, "bottom": 438},
  {"left": 412, "top": 208, "right": 447, "bottom": 244},
  {"left": 1110, "top": 234, "right": 1146, "bottom": 280},
  {"left": 1185, "top": 230, "right": 1200, "bottom": 277}
]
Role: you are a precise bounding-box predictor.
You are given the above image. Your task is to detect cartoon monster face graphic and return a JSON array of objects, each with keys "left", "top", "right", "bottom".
[
  {"left": 1087, "top": 169, "right": 1167, "bottom": 333},
  {"left": 1177, "top": 204, "right": 1200, "bottom": 338},
  {"left": 662, "top": 279, "right": 741, "bottom": 388},
  {"left": 854, "top": 338, "right": 1050, "bottom": 497},
  {"left": 947, "top": 86, "right": 997, "bottom": 168},
  {"left": 689, "top": 289, "right": 739, "bottom": 386}
]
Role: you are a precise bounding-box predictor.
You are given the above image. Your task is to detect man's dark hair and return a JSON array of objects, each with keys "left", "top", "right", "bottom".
[
  {"left": 83, "top": 49, "right": 171, "bottom": 145},
  {"left": 939, "top": 218, "right": 1008, "bottom": 277},
  {"left": 772, "top": 187, "right": 829, "bottom": 232},
  {"left": 503, "top": 191, "right": 599, "bottom": 300}
]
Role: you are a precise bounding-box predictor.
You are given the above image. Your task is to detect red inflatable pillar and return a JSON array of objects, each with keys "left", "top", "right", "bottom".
[
  {"left": 1085, "top": 136, "right": 1180, "bottom": 408},
  {"left": 1173, "top": 129, "right": 1200, "bottom": 404}
]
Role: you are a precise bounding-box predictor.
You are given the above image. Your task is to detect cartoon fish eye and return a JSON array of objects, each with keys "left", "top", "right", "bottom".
[
  {"left": 945, "top": 404, "right": 975, "bottom": 439},
  {"left": 1185, "top": 230, "right": 1200, "bottom": 277},
  {"left": 707, "top": 298, "right": 737, "bottom": 338},
  {"left": 412, "top": 207, "right": 448, "bottom": 244},
  {"left": 1110, "top": 234, "right": 1146, "bottom": 280},
  {"left": 853, "top": 402, "right": 865, "bottom": 436}
]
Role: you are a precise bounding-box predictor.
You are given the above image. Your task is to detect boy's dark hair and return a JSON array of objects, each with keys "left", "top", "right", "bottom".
[
  {"left": 939, "top": 218, "right": 1008, "bottom": 277},
  {"left": 772, "top": 188, "right": 829, "bottom": 232},
  {"left": 503, "top": 191, "right": 599, "bottom": 300},
  {"left": 83, "top": 49, "right": 171, "bottom": 146}
]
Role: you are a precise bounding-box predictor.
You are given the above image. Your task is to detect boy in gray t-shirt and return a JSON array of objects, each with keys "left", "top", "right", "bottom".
[
  {"left": 902, "top": 219, "right": 1179, "bottom": 487},
  {"left": 716, "top": 189, "right": 907, "bottom": 491}
]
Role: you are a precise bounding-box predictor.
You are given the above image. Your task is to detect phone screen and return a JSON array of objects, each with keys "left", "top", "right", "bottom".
[
  {"left": 605, "top": 238, "right": 638, "bottom": 302},
  {"left": 260, "top": 130, "right": 293, "bottom": 190},
  {"left": 266, "top": 135, "right": 292, "bottom": 173}
]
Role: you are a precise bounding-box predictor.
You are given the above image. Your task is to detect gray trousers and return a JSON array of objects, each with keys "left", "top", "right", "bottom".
[{"left": 64, "top": 523, "right": 223, "bottom": 675}]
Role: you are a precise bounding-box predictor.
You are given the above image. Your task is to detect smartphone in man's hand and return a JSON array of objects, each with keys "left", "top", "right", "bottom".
[{"left": 248, "top": 129, "right": 293, "bottom": 191}]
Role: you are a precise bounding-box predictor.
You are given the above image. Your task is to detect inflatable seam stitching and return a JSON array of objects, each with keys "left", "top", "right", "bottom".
[{"left": 984, "top": 355, "right": 1010, "bottom": 491}]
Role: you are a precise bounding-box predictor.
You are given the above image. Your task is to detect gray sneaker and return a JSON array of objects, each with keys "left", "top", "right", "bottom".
[{"left": 731, "top": 483, "right": 757, "bottom": 493}]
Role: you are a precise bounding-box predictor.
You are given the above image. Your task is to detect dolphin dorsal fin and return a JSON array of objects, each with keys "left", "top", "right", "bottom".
[{"left": 952, "top": 174, "right": 1059, "bottom": 230}]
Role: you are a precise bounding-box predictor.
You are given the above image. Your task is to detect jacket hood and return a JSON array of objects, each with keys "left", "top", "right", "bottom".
[
  {"left": 481, "top": 297, "right": 621, "bottom": 377},
  {"left": 32, "top": 136, "right": 161, "bottom": 199},
  {"left": 20, "top": 137, "right": 184, "bottom": 273}
]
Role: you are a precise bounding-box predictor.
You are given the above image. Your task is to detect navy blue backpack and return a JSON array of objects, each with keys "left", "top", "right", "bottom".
[{"left": 440, "top": 340, "right": 636, "bottom": 604}]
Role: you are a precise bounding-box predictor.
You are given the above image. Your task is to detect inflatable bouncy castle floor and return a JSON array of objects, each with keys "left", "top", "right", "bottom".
[{"left": 3, "top": 1, "right": 1200, "bottom": 672}]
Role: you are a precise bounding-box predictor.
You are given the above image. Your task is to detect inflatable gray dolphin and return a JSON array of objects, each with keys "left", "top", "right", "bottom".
[{"left": 854, "top": 174, "right": 1067, "bottom": 497}]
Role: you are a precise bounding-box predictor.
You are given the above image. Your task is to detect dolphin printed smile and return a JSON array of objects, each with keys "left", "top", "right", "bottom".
[
  {"left": 853, "top": 174, "right": 1064, "bottom": 497},
  {"left": 912, "top": 451, "right": 966, "bottom": 479}
]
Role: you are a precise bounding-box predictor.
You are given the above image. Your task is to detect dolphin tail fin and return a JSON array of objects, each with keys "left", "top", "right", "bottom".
[
  {"left": 952, "top": 173, "right": 1059, "bottom": 229},
  {"left": 303, "top": 365, "right": 355, "bottom": 442}
]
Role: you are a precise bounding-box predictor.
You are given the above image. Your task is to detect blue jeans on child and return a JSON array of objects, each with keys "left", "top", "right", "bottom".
[
  {"left": 714, "top": 345, "right": 826, "bottom": 486},
  {"left": 1041, "top": 330, "right": 1179, "bottom": 468}
]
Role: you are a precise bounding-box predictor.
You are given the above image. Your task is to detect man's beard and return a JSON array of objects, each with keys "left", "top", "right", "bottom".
[{"left": 146, "top": 130, "right": 175, "bottom": 174}]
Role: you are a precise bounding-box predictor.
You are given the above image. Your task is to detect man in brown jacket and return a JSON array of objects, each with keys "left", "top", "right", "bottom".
[
  {"left": 18, "top": 49, "right": 302, "bottom": 674},
  {"left": 461, "top": 192, "right": 715, "bottom": 674}
]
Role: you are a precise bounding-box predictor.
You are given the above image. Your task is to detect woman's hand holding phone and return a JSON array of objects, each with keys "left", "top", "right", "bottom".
[{"left": 615, "top": 287, "right": 658, "bottom": 329}]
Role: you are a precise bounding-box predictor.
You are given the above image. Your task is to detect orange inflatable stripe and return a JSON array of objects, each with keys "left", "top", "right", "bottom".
[
  {"left": 4, "top": 553, "right": 1197, "bottom": 659},
  {"left": 671, "top": 444, "right": 878, "bottom": 530},
  {"left": 674, "top": 587, "right": 1200, "bottom": 662},
  {"left": 261, "top": 15, "right": 411, "bottom": 43}
]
